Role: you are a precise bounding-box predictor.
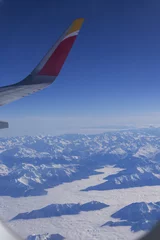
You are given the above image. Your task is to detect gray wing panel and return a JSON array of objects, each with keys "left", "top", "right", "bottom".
[{"left": 0, "top": 75, "right": 56, "bottom": 106}]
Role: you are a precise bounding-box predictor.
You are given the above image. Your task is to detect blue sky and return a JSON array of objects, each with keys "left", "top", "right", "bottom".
[{"left": 1, "top": 0, "right": 160, "bottom": 136}]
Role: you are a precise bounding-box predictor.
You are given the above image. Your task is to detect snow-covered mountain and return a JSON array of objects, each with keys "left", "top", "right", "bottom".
[
  {"left": 83, "top": 161, "right": 160, "bottom": 191},
  {"left": 26, "top": 233, "right": 65, "bottom": 240},
  {"left": 1, "top": 128, "right": 160, "bottom": 239},
  {"left": 103, "top": 201, "right": 160, "bottom": 232},
  {"left": 0, "top": 128, "right": 160, "bottom": 197},
  {"left": 11, "top": 201, "right": 109, "bottom": 220}
]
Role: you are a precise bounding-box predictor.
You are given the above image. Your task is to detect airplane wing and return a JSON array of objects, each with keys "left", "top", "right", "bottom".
[{"left": 0, "top": 18, "right": 84, "bottom": 129}]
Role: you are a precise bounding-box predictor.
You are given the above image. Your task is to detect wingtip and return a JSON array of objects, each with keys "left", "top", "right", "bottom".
[
  {"left": 73, "top": 18, "right": 84, "bottom": 27},
  {"left": 66, "top": 18, "right": 84, "bottom": 35},
  {"left": 75, "top": 18, "right": 84, "bottom": 22}
]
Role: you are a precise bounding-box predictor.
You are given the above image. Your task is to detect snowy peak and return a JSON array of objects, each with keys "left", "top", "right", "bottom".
[
  {"left": 103, "top": 201, "right": 160, "bottom": 232},
  {"left": 26, "top": 233, "right": 65, "bottom": 240},
  {"left": 11, "top": 201, "right": 109, "bottom": 221}
]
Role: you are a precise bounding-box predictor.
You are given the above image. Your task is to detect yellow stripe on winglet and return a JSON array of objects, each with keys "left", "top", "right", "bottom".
[{"left": 66, "top": 18, "right": 84, "bottom": 36}]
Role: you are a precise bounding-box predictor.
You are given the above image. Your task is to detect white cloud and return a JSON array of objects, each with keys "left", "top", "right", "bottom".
[{"left": 1, "top": 111, "right": 160, "bottom": 137}]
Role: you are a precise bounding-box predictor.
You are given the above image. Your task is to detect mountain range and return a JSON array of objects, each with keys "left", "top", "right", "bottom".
[
  {"left": 11, "top": 201, "right": 109, "bottom": 220},
  {"left": 1, "top": 128, "right": 160, "bottom": 238},
  {"left": 0, "top": 128, "right": 160, "bottom": 197},
  {"left": 103, "top": 201, "right": 160, "bottom": 232}
]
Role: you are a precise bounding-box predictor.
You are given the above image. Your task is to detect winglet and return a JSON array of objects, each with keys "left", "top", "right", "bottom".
[
  {"left": 64, "top": 18, "right": 84, "bottom": 38},
  {"left": 34, "top": 18, "right": 84, "bottom": 77}
]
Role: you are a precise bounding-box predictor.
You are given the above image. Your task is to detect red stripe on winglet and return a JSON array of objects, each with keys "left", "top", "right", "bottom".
[{"left": 38, "top": 36, "right": 77, "bottom": 76}]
